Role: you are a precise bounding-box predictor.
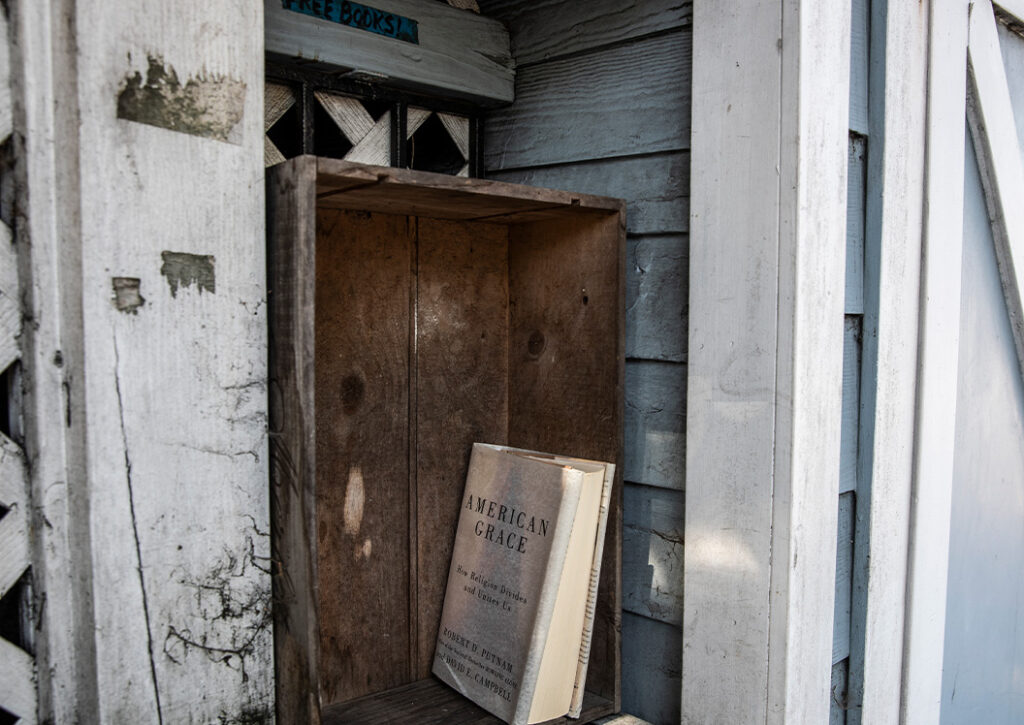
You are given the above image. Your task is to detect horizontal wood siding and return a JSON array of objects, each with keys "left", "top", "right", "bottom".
[{"left": 480, "top": 2, "right": 691, "bottom": 721}]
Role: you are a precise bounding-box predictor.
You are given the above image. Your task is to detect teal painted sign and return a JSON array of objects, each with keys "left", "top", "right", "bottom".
[{"left": 281, "top": 0, "right": 419, "bottom": 44}]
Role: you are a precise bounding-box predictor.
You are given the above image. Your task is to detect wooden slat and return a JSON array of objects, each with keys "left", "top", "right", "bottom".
[
  {"left": 622, "top": 484, "right": 683, "bottom": 625},
  {"left": 839, "top": 317, "right": 861, "bottom": 495},
  {"left": 846, "top": 136, "right": 866, "bottom": 314},
  {"left": 414, "top": 217, "right": 509, "bottom": 674},
  {"left": 407, "top": 107, "right": 432, "bottom": 138},
  {"left": 0, "top": 503, "right": 29, "bottom": 597},
  {"left": 849, "top": 0, "right": 870, "bottom": 136},
  {"left": 0, "top": 6, "right": 11, "bottom": 141},
  {"left": 343, "top": 111, "right": 391, "bottom": 167},
  {"left": 968, "top": 0, "right": 1024, "bottom": 382},
  {"left": 268, "top": 157, "right": 321, "bottom": 725},
  {"left": 315, "top": 208, "right": 413, "bottom": 704},
  {"left": 321, "top": 677, "right": 614, "bottom": 725},
  {"left": 480, "top": 0, "right": 691, "bottom": 67},
  {"left": 265, "top": 136, "right": 286, "bottom": 168},
  {"left": 488, "top": 153, "right": 689, "bottom": 236},
  {"left": 508, "top": 212, "right": 624, "bottom": 705},
  {"left": 315, "top": 92, "right": 375, "bottom": 144},
  {"left": 620, "top": 613, "right": 680, "bottom": 725},
  {"left": 624, "top": 361, "right": 685, "bottom": 491},
  {"left": 833, "top": 492, "right": 855, "bottom": 665},
  {"left": 626, "top": 235, "right": 688, "bottom": 363},
  {"left": 265, "top": 0, "right": 513, "bottom": 105},
  {"left": 0, "top": 434, "right": 26, "bottom": 516},
  {"left": 437, "top": 112, "right": 469, "bottom": 161},
  {"left": 316, "top": 159, "right": 623, "bottom": 222},
  {"left": 0, "top": 636, "right": 35, "bottom": 724},
  {"left": 484, "top": 32, "right": 691, "bottom": 171},
  {"left": 265, "top": 81, "right": 295, "bottom": 131},
  {"left": 0, "top": 289, "right": 20, "bottom": 372}
]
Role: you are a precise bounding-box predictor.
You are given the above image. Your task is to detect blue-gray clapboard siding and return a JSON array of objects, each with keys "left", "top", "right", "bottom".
[
  {"left": 833, "top": 0, "right": 870, "bottom": 720},
  {"left": 479, "top": 2, "right": 690, "bottom": 722}
]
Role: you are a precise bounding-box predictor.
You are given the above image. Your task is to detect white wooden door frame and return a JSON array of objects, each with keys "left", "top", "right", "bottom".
[{"left": 683, "top": 1, "right": 850, "bottom": 721}]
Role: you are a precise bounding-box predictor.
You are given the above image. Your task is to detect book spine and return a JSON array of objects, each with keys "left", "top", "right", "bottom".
[
  {"left": 568, "top": 464, "right": 615, "bottom": 716},
  {"left": 510, "top": 469, "right": 584, "bottom": 725}
]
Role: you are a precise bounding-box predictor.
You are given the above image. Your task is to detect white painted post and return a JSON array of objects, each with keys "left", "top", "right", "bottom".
[
  {"left": 11, "top": 0, "right": 273, "bottom": 720},
  {"left": 683, "top": 1, "right": 849, "bottom": 722},
  {"left": 849, "top": 1, "right": 930, "bottom": 722},
  {"left": 900, "top": 2, "right": 969, "bottom": 722}
]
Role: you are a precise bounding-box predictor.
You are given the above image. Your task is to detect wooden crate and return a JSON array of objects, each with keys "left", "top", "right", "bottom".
[{"left": 267, "top": 157, "right": 624, "bottom": 724}]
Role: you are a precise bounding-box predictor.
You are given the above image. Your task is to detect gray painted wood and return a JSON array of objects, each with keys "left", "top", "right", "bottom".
[
  {"left": 488, "top": 152, "right": 689, "bottom": 236},
  {"left": 847, "top": 135, "right": 866, "bottom": 315},
  {"left": 622, "top": 483, "right": 684, "bottom": 625},
  {"left": 624, "top": 361, "right": 685, "bottom": 491},
  {"left": 627, "top": 235, "right": 688, "bottom": 363},
  {"left": 833, "top": 492, "right": 855, "bottom": 665},
  {"left": 830, "top": 659, "right": 849, "bottom": 725},
  {"left": 479, "top": 0, "right": 691, "bottom": 66},
  {"left": 840, "top": 317, "right": 861, "bottom": 495},
  {"left": 265, "top": 0, "right": 514, "bottom": 104},
  {"left": 484, "top": 31, "right": 691, "bottom": 170},
  {"left": 621, "top": 612, "right": 681, "bottom": 725},
  {"left": 850, "top": 0, "right": 870, "bottom": 136}
]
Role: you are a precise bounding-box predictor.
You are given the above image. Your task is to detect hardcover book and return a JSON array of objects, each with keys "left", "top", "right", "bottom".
[{"left": 432, "top": 442, "right": 614, "bottom": 725}]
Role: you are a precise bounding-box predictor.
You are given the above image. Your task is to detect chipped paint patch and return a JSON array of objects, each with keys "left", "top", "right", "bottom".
[
  {"left": 112, "top": 277, "right": 145, "bottom": 314},
  {"left": 161, "top": 252, "right": 215, "bottom": 297},
  {"left": 118, "top": 55, "right": 246, "bottom": 144}
]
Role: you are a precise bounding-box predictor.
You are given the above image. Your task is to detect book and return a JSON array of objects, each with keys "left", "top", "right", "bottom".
[{"left": 432, "top": 442, "right": 615, "bottom": 725}]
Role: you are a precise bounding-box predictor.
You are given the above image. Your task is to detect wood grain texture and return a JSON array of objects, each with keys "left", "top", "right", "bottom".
[
  {"left": 484, "top": 32, "right": 691, "bottom": 171},
  {"left": 268, "top": 156, "right": 321, "bottom": 725},
  {"left": 627, "top": 235, "right": 688, "bottom": 363},
  {"left": 265, "top": 0, "right": 513, "bottom": 105},
  {"left": 508, "top": 212, "right": 624, "bottom": 704},
  {"left": 833, "top": 492, "right": 855, "bottom": 665},
  {"left": 320, "top": 677, "right": 615, "bottom": 725},
  {"left": 621, "top": 613, "right": 680, "bottom": 725},
  {"left": 840, "top": 317, "right": 862, "bottom": 495},
  {"left": 414, "top": 217, "right": 509, "bottom": 674},
  {"left": 900, "top": 4, "right": 967, "bottom": 721},
  {"left": 830, "top": 659, "right": 849, "bottom": 725},
  {"left": 488, "top": 153, "right": 690, "bottom": 236},
  {"left": 849, "top": 0, "right": 870, "bottom": 136},
  {"left": 624, "top": 361, "right": 685, "bottom": 491},
  {"left": 847, "top": 136, "right": 866, "bottom": 315},
  {"left": 622, "top": 483, "right": 683, "bottom": 625},
  {"left": 0, "top": 7, "right": 10, "bottom": 141},
  {"left": 479, "top": 0, "right": 691, "bottom": 66},
  {"left": 0, "top": 637, "right": 35, "bottom": 723},
  {"left": 315, "top": 208, "right": 413, "bottom": 704}
]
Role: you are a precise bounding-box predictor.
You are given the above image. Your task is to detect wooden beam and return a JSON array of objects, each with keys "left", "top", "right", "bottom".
[
  {"left": 967, "top": 0, "right": 1024, "bottom": 382},
  {"left": 683, "top": 0, "right": 849, "bottom": 722},
  {"left": 900, "top": 2, "right": 969, "bottom": 722},
  {"left": 265, "top": 0, "right": 513, "bottom": 105}
]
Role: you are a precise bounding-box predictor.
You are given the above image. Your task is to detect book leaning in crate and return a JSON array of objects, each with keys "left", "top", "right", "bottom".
[{"left": 433, "top": 443, "right": 614, "bottom": 725}]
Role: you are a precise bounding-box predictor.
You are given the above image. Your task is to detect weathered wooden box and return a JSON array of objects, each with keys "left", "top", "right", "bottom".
[{"left": 267, "top": 157, "right": 624, "bottom": 724}]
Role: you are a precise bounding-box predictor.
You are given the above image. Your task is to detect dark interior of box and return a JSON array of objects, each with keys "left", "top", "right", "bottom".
[{"left": 312, "top": 205, "right": 621, "bottom": 723}]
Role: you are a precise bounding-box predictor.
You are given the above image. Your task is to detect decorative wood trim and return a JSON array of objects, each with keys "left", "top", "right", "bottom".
[
  {"left": 967, "top": 0, "right": 1024, "bottom": 381},
  {"left": 900, "top": 2, "right": 969, "bottom": 722}
]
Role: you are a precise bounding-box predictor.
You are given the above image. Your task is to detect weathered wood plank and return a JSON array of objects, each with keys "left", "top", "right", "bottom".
[
  {"left": 627, "top": 235, "right": 688, "bottom": 363},
  {"left": 315, "top": 208, "right": 413, "bottom": 704},
  {"left": 268, "top": 157, "right": 320, "bottom": 725},
  {"left": 414, "top": 217, "right": 509, "bottom": 675},
  {"left": 485, "top": 32, "right": 691, "bottom": 171},
  {"left": 840, "top": 317, "right": 861, "bottom": 495},
  {"left": 0, "top": 219, "right": 19, "bottom": 373},
  {"left": 0, "top": 636, "right": 35, "bottom": 724},
  {"left": 849, "top": 0, "right": 869, "bottom": 136},
  {"left": 621, "top": 613, "right": 680, "bottom": 725},
  {"left": 622, "top": 483, "right": 683, "bottom": 625},
  {"left": 488, "top": 153, "right": 689, "bottom": 236},
  {"left": 833, "top": 492, "right": 855, "bottom": 665},
  {"left": 624, "top": 361, "right": 685, "bottom": 491},
  {"left": 830, "top": 659, "right": 849, "bottom": 725},
  {"left": 0, "top": 433, "right": 25, "bottom": 509},
  {"left": 847, "top": 136, "right": 866, "bottom": 314},
  {"left": 0, "top": 501, "right": 28, "bottom": 597},
  {"left": 0, "top": 6, "right": 11, "bottom": 141},
  {"left": 968, "top": 1, "right": 1024, "bottom": 382},
  {"left": 900, "top": 5, "right": 968, "bottom": 720},
  {"left": 265, "top": 0, "right": 513, "bottom": 105},
  {"left": 479, "top": 0, "right": 691, "bottom": 66}
]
